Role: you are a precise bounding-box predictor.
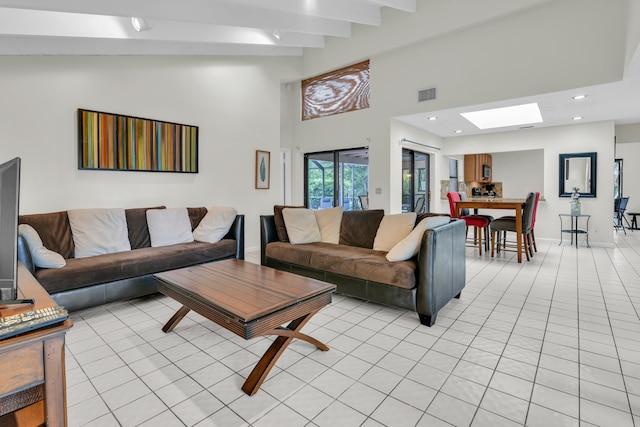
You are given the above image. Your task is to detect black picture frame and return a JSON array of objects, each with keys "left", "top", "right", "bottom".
[
  {"left": 77, "top": 109, "right": 199, "bottom": 173},
  {"left": 559, "top": 152, "right": 597, "bottom": 198}
]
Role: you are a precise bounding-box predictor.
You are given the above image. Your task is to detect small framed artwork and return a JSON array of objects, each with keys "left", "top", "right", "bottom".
[{"left": 255, "top": 150, "right": 270, "bottom": 189}]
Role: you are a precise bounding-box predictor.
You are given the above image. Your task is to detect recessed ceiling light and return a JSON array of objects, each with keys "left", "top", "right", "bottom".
[
  {"left": 131, "top": 17, "right": 151, "bottom": 32},
  {"left": 427, "top": 116, "right": 437, "bottom": 121},
  {"left": 572, "top": 116, "right": 583, "bottom": 120},
  {"left": 460, "top": 102, "right": 543, "bottom": 130},
  {"left": 454, "top": 129, "right": 463, "bottom": 134},
  {"left": 572, "top": 95, "right": 587, "bottom": 100}
]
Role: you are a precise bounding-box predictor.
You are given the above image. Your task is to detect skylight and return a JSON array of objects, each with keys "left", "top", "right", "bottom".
[{"left": 460, "top": 102, "right": 543, "bottom": 130}]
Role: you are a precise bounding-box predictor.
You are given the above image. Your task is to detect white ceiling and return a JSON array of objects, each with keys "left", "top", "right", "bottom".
[
  {"left": 0, "top": 0, "right": 416, "bottom": 56},
  {"left": 2, "top": 0, "right": 640, "bottom": 138},
  {"left": 396, "top": 69, "right": 640, "bottom": 138}
]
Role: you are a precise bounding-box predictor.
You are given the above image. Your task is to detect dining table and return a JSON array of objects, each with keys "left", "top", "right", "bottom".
[{"left": 455, "top": 197, "right": 526, "bottom": 263}]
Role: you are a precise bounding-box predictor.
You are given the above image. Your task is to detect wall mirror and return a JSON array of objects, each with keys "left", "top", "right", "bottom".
[{"left": 559, "top": 152, "right": 597, "bottom": 197}]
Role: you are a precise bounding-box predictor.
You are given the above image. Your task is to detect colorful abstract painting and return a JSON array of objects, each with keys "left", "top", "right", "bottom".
[{"left": 78, "top": 109, "right": 198, "bottom": 173}]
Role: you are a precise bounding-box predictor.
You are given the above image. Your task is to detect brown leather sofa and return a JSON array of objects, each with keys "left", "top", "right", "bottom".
[
  {"left": 260, "top": 209, "right": 466, "bottom": 326},
  {"left": 17, "top": 207, "right": 244, "bottom": 312}
]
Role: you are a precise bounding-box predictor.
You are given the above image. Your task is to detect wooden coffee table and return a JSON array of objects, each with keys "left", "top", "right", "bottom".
[{"left": 154, "top": 259, "right": 336, "bottom": 395}]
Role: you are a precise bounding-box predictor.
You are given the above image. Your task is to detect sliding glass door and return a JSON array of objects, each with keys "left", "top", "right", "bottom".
[
  {"left": 402, "top": 149, "right": 430, "bottom": 213},
  {"left": 305, "top": 148, "right": 369, "bottom": 210}
]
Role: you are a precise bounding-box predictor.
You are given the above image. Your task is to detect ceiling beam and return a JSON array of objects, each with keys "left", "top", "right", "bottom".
[
  {"left": 222, "top": 0, "right": 385, "bottom": 26},
  {"left": 0, "top": 8, "right": 325, "bottom": 47},
  {"left": 0, "top": 1, "right": 352, "bottom": 37},
  {"left": 367, "top": 0, "right": 416, "bottom": 13},
  {"left": 0, "top": 35, "right": 304, "bottom": 55}
]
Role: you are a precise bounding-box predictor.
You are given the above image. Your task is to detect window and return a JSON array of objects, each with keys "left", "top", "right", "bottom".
[
  {"left": 402, "top": 149, "right": 430, "bottom": 213},
  {"left": 304, "top": 148, "right": 369, "bottom": 211},
  {"left": 301, "top": 60, "right": 370, "bottom": 121},
  {"left": 614, "top": 158, "right": 623, "bottom": 198},
  {"left": 449, "top": 159, "right": 459, "bottom": 193}
]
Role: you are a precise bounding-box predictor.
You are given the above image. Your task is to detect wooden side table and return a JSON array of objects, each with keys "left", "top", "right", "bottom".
[{"left": 0, "top": 264, "right": 73, "bottom": 427}]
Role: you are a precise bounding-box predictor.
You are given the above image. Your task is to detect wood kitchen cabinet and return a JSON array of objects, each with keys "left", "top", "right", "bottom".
[{"left": 464, "top": 154, "right": 492, "bottom": 182}]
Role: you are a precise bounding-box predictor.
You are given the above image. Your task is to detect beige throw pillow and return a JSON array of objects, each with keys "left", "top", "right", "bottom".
[
  {"left": 68, "top": 208, "right": 131, "bottom": 258},
  {"left": 282, "top": 208, "right": 321, "bottom": 244},
  {"left": 386, "top": 216, "right": 450, "bottom": 261},
  {"left": 373, "top": 212, "right": 417, "bottom": 252},
  {"left": 18, "top": 224, "right": 66, "bottom": 268},
  {"left": 147, "top": 207, "right": 194, "bottom": 247},
  {"left": 314, "top": 206, "right": 343, "bottom": 244},
  {"left": 193, "top": 206, "right": 237, "bottom": 243}
]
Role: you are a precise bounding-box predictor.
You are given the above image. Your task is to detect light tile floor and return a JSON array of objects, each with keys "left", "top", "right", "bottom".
[{"left": 65, "top": 231, "right": 640, "bottom": 426}]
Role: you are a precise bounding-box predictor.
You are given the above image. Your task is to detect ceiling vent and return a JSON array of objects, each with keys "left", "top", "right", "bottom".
[{"left": 418, "top": 87, "right": 436, "bottom": 102}]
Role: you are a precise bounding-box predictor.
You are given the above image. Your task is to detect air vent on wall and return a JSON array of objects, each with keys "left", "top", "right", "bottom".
[{"left": 418, "top": 87, "right": 436, "bottom": 102}]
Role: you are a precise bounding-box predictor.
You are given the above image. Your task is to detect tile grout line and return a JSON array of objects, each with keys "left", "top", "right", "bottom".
[
  {"left": 423, "top": 247, "right": 544, "bottom": 425},
  {"left": 596, "top": 246, "right": 638, "bottom": 427},
  {"left": 522, "top": 241, "right": 565, "bottom": 425}
]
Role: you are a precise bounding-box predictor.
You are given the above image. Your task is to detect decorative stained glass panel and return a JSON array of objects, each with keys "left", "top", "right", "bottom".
[{"left": 301, "top": 60, "right": 370, "bottom": 121}]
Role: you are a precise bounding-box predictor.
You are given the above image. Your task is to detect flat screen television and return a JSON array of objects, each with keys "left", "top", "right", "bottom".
[{"left": 0, "top": 157, "right": 21, "bottom": 304}]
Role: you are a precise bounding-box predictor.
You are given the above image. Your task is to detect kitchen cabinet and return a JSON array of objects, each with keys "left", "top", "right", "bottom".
[{"left": 464, "top": 154, "right": 492, "bottom": 182}]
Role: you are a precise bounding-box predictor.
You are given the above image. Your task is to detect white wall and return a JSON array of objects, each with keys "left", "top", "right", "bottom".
[
  {"left": 491, "top": 150, "right": 544, "bottom": 198},
  {"left": 443, "top": 121, "right": 616, "bottom": 245},
  {"left": 303, "top": 0, "right": 626, "bottom": 109},
  {"left": 290, "top": 0, "right": 626, "bottom": 227},
  {"left": 0, "top": 56, "right": 301, "bottom": 252},
  {"left": 0, "top": 1, "right": 632, "bottom": 252}
]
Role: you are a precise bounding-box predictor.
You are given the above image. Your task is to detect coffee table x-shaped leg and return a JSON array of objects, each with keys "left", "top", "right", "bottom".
[{"left": 162, "top": 306, "right": 328, "bottom": 396}]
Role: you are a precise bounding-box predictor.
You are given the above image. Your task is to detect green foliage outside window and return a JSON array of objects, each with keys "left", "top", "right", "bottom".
[{"left": 307, "top": 161, "right": 368, "bottom": 210}]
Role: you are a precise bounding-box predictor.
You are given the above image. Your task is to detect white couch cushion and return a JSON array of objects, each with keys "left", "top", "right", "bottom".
[
  {"left": 282, "top": 208, "right": 321, "bottom": 244},
  {"left": 68, "top": 208, "right": 131, "bottom": 258},
  {"left": 18, "top": 224, "right": 66, "bottom": 268},
  {"left": 193, "top": 206, "right": 237, "bottom": 243},
  {"left": 386, "top": 216, "right": 450, "bottom": 261},
  {"left": 373, "top": 212, "right": 417, "bottom": 252},
  {"left": 147, "top": 207, "right": 194, "bottom": 247},
  {"left": 314, "top": 206, "right": 343, "bottom": 244}
]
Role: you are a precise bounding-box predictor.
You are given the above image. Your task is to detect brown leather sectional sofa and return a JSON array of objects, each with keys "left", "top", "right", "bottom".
[
  {"left": 260, "top": 208, "right": 466, "bottom": 326},
  {"left": 17, "top": 207, "right": 244, "bottom": 312}
]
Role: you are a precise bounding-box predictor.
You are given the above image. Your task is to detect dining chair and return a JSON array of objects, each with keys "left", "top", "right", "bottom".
[
  {"left": 447, "top": 191, "right": 491, "bottom": 255},
  {"left": 359, "top": 195, "right": 369, "bottom": 210},
  {"left": 320, "top": 197, "right": 333, "bottom": 209},
  {"left": 614, "top": 197, "right": 631, "bottom": 234},
  {"left": 529, "top": 191, "right": 541, "bottom": 252},
  {"left": 458, "top": 192, "right": 494, "bottom": 251},
  {"left": 414, "top": 196, "right": 425, "bottom": 213},
  {"left": 490, "top": 192, "right": 536, "bottom": 261},
  {"left": 499, "top": 191, "right": 540, "bottom": 252}
]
